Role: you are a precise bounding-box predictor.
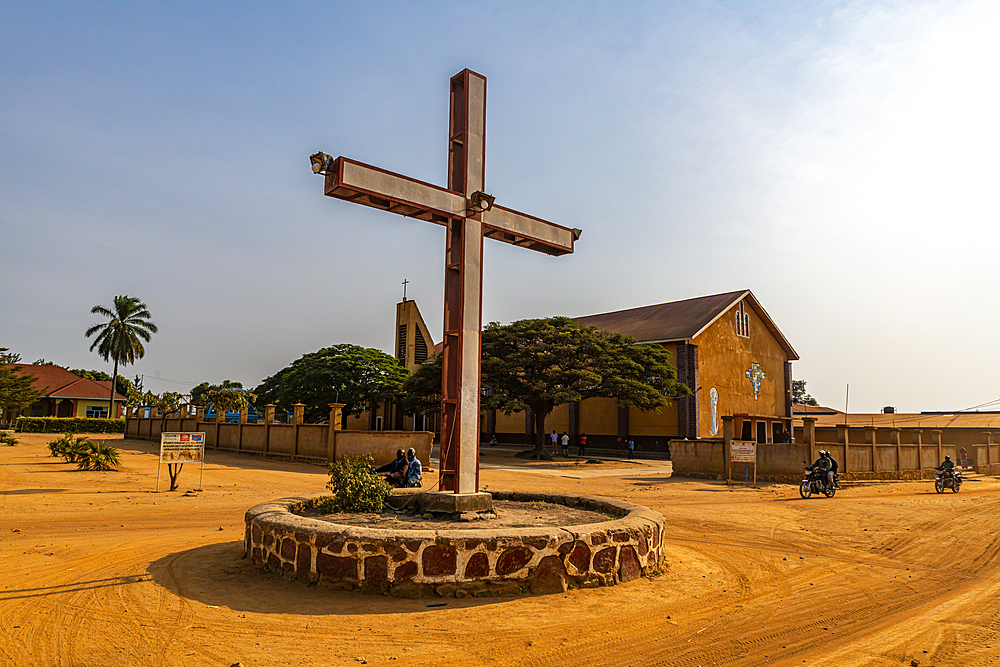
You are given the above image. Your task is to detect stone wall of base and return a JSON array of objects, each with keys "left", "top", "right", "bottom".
[
  {"left": 244, "top": 490, "right": 665, "bottom": 598},
  {"left": 974, "top": 463, "right": 1000, "bottom": 476}
]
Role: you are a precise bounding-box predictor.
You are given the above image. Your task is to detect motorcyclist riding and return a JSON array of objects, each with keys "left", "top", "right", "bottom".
[
  {"left": 806, "top": 449, "right": 833, "bottom": 488},
  {"left": 938, "top": 455, "right": 955, "bottom": 476},
  {"left": 807, "top": 450, "right": 834, "bottom": 490}
]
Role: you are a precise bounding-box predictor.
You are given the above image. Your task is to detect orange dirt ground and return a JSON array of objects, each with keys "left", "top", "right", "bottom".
[{"left": 2, "top": 434, "right": 999, "bottom": 667}]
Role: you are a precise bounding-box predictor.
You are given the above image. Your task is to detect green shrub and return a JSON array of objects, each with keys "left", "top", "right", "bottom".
[
  {"left": 48, "top": 433, "right": 93, "bottom": 463},
  {"left": 76, "top": 440, "right": 122, "bottom": 471},
  {"left": 321, "top": 454, "right": 393, "bottom": 513},
  {"left": 17, "top": 417, "right": 124, "bottom": 434},
  {"left": 0, "top": 432, "right": 18, "bottom": 446}
]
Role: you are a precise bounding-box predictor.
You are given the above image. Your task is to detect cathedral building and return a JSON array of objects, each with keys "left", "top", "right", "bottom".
[{"left": 350, "top": 289, "right": 799, "bottom": 454}]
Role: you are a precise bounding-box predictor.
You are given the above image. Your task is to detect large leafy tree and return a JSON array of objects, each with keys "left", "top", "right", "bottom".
[
  {"left": 792, "top": 380, "right": 819, "bottom": 406},
  {"left": 85, "top": 296, "right": 158, "bottom": 418},
  {"left": 397, "top": 355, "right": 442, "bottom": 415},
  {"left": 0, "top": 365, "right": 44, "bottom": 422},
  {"left": 402, "top": 317, "right": 691, "bottom": 456},
  {"left": 254, "top": 344, "right": 410, "bottom": 423},
  {"left": 481, "top": 317, "right": 689, "bottom": 456},
  {"left": 190, "top": 379, "right": 244, "bottom": 406}
]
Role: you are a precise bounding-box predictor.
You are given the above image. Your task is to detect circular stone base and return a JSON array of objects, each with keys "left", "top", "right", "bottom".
[{"left": 244, "top": 490, "right": 665, "bottom": 598}]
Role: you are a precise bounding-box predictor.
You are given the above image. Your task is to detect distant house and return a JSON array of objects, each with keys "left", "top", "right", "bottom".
[{"left": 3, "top": 364, "right": 126, "bottom": 419}]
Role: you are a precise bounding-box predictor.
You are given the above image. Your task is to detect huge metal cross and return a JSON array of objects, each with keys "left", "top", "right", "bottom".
[{"left": 311, "top": 69, "right": 579, "bottom": 495}]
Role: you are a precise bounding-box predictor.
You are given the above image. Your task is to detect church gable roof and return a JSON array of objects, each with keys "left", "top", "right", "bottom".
[{"left": 574, "top": 289, "right": 799, "bottom": 360}]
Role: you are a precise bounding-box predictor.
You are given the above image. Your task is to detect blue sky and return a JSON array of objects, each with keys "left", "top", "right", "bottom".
[{"left": 3, "top": 0, "right": 998, "bottom": 413}]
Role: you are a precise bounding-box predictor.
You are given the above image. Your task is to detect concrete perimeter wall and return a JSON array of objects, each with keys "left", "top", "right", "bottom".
[
  {"left": 125, "top": 414, "right": 432, "bottom": 468},
  {"left": 670, "top": 416, "right": 1000, "bottom": 482}
]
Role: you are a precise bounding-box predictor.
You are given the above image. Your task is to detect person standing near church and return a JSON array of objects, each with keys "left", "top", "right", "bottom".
[
  {"left": 560, "top": 432, "right": 570, "bottom": 456},
  {"left": 626, "top": 436, "right": 635, "bottom": 460},
  {"left": 550, "top": 430, "right": 559, "bottom": 454},
  {"left": 578, "top": 432, "right": 588, "bottom": 457}
]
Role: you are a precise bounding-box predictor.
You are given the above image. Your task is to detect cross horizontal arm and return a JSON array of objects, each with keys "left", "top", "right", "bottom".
[
  {"left": 323, "top": 157, "right": 465, "bottom": 225},
  {"left": 482, "top": 205, "right": 577, "bottom": 256},
  {"left": 322, "top": 156, "right": 579, "bottom": 256}
]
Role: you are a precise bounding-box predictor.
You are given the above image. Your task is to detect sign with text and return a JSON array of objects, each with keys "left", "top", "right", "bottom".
[
  {"left": 160, "top": 432, "right": 205, "bottom": 463},
  {"left": 730, "top": 440, "right": 757, "bottom": 463}
]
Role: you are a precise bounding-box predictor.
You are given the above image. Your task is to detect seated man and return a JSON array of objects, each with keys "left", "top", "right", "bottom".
[
  {"left": 404, "top": 447, "right": 423, "bottom": 488},
  {"left": 938, "top": 455, "right": 955, "bottom": 475},
  {"left": 373, "top": 449, "right": 409, "bottom": 488}
]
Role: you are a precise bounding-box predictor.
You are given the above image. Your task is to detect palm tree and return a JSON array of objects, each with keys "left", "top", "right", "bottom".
[{"left": 85, "top": 296, "right": 158, "bottom": 418}]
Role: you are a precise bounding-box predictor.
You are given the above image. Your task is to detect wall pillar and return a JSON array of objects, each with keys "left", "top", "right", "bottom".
[
  {"left": 889, "top": 428, "right": 901, "bottom": 471},
  {"left": 722, "top": 415, "right": 734, "bottom": 481},
  {"left": 327, "top": 403, "right": 345, "bottom": 463},
  {"left": 264, "top": 404, "right": 275, "bottom": 453},
  {"left": 237, "top": 407, "right": 248, "bottom": 451},
  {"left": 802, "top": 417, "right": 816, "bottom": 447},
  {"left": 293, "top": 403, "right": 305, "bottom": 457},
  {"left": 912, "top": 429, "right": 923, "bottom": 470},
  {"left": 215, "top": 404, "right": 224, "bottom": 448},
  {"left": 932, "top": 429, "right": 943, "bottom": 465},
  {"left": 834, "top": 424, "right": 848, "bottom": 468}
]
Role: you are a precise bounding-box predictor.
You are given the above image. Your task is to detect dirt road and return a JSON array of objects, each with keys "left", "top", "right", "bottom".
[{"left": 2, "top": 434, "right": 998, "bottom": 666}]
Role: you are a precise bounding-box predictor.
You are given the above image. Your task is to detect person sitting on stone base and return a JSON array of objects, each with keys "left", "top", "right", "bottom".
[
  {"left": 372, "top": 449, "right": 409, "bottom": 488},
  {"left": 404, "top": 448, "right": 423, "bottom": 488}
]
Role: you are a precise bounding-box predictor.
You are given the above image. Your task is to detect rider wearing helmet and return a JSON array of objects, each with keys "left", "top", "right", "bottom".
[
  {"left": 939, "top": 455, "right": 955, "bottom": 473},
  {"left": 807, "top": 450, "right": 833, "bottom": 489}
]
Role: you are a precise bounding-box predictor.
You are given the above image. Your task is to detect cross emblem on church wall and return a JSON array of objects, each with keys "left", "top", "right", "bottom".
[
  {"left": 311, "top": 69, "right": 580, "bottom": 495},
  {"left": 746, "top": 362, "right": 766, "bottom": 400}
]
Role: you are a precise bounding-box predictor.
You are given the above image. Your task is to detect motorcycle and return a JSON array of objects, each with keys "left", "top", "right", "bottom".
[
  {"left": 935, "top": 468, "right": 962, "bottom": 494},
  {"left": 800, "top": 464, "right": 837, "bottom": 499}
]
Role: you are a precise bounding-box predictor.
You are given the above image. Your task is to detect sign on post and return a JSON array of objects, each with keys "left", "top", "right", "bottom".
[
  {"left": 729, "top": 440, "right": 757, "bottom": 488},
  {"left": 157, "top": 432, "right": 206, "bottom": 491}
]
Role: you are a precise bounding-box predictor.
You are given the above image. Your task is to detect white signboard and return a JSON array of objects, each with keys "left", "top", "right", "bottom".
[
  {"left": 730, "top": 440, "right": 756, "bottom": 463},
  {"left": 160, "top": 432, "right": 205, "bottom": 463}
]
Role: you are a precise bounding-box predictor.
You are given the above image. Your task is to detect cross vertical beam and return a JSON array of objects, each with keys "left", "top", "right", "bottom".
[
  {"left": 311, "top": 69, "right": 580, "bottom": 496},
  {"left": 440, "top": 70, "right": 486, "bottom": 493}
]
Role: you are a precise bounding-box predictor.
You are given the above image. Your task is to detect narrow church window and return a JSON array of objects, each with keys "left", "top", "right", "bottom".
[
  {"left": 735, "top": 301, "right": 750, "bottom": 338},
  {"left": 397, "top": 324, "right": 407, "bottom": 365},
  {"left": 414, "top": 328, "right": 428, "bottom": 365}
]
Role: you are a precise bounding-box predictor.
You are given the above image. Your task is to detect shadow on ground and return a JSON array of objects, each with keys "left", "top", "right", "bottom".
[{"left": 147, "top": 541, "right": 526, "bottom": 616}]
